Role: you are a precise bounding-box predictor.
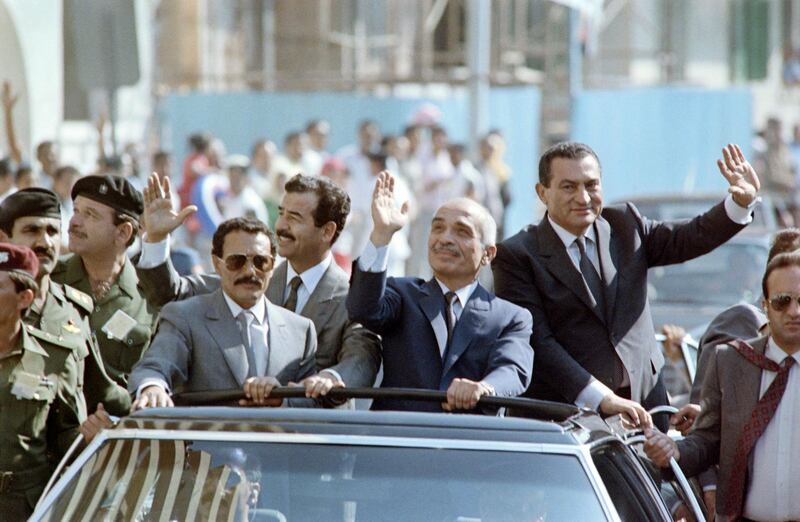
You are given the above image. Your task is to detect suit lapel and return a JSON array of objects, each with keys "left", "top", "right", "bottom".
[
  {"left": 538, "top": 217, "right": 605, "bottom": 322},
  {"left": 418, "top": 279, "right": 449, "bottom": 363},
  {"left": 594, "top": 217, "right": 618, "bottom": 324},
  {"left": 204, "top": 290, "right": 250, "bottom": 387},
  {"left": 442, "top": 285, "right": 489, "bottom": 377},
  {"left": 299, "top": 262, "right": 338, "bottom": 320},
  {"left": 266, "top": 262, "right": 288, "bottom": 305},
  {"left": 265, "top": 302, "right": 290, "bottom": 376}
]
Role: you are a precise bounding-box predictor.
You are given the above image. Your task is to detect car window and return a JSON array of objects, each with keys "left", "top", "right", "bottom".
[
  {"left": 40, "top": 438, "right": 609, "bottom": 522},
  {"left": 592, "top": 441, "right": 670, "bottom": 522},
  {"left": 648, "top": 242, "right": 767, "bottom": 306}
]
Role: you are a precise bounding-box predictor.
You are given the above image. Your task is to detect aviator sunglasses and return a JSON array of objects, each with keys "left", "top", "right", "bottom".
[
  {"left": 768, "top": 293, "right": 800, "bottom": 312},
  {"left": 219, "top": 253, "right": 274, "bottom": 272}
]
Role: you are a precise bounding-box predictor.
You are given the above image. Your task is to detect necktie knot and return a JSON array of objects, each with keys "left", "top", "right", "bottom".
[
  {"left": 445, "top": 291, "right": 458, "bottom": 306},
  {"left": 288, "top": 276, "right": 303, "bottom": 291},
  {"left": 575, "top": 236, "right": 587, "bottom": 255}
]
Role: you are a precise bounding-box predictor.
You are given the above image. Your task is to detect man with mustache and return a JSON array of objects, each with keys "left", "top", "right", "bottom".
[
  {"left": 346, "top": 172, "right": 533, "bottom": 412},
  {"left": 0, "top": 188, "right": 130, "bottom": 416},
  {"left": 492, "top": 142, "right": 760, "bottom": 431},
  {"left": 129, "top": 218, "right": 317, "bottom": 409},
  {"left": 136, "top": 173, "right": 380, "bottom": 399},
  {"left": 50, "top": 175, "right": 156, "bottom": 391}
]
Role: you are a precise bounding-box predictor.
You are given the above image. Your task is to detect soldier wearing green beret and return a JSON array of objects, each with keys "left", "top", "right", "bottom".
[
  {"left": 0, "top": 243, "right": 84, "bottom": 519},
  {"left": 0, "top": 187, "right": 131, "bottom": 416},
  {"left": 51, "top": 176, "right": 157, "bottom": 391}
]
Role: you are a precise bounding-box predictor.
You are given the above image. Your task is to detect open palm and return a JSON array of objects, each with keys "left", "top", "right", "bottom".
[
  {"left": 370, "top": 171, "right": 409, "bottom": 245},
  {"left": 717, "top": 144, "right": 760, "bottom": 207},
  {"left": 143, "top": 172, "right": 197, "bottom": 242}
]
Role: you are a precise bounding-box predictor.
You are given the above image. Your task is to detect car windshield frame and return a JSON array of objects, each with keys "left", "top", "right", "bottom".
[{"left": 34, "top": 425, "right": 625, "bottom": 522}]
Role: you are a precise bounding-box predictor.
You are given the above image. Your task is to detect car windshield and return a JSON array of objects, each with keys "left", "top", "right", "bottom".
[
  {"left": 648, "top": 242, "right": 768, "bottom": 306},
  {"left": 40, "top": 437, "right": 608, "bottom": 521}
]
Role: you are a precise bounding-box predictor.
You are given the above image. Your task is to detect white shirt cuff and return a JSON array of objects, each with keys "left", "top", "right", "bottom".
[
  {"left": 702, "top": 485, "right": 717, "bottom": 492},
  {"left": 356, "top": 241, "right": 390, "bottom": 272},
  {"left": 723, "top": 194, "right": 756, "bottom": 225},
  {"left": 138, "top": 236, "right": 171, "bottom": 268},
  {"left": 319, "top": 368, "right": 344, "bottom": 385},
  {"left": 574, "top": 378, "right": 613, "bottom": 410},
  {"left": 136, "top": 379, "right": 170, "bottom": 398}
]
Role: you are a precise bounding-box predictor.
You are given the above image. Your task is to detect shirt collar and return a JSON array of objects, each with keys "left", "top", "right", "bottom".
[
  {"left": 547, "top": 215, "right": 596, "bottom": 249},
  {"left": 435, "top": 278, "right": 479, "bottom": 308},
  {"left": 222, "top": 291, "right": 268, "bottom": 324},
  {"left": 286, "top": 254, "right": 332, "bottom": 295},
  {"left": 766, "top": 336, "right": 800, "bottom": 365}
]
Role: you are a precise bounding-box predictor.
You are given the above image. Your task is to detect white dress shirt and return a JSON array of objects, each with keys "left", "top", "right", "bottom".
[
  {"left": 283, "top": 255, "right": 332, "bottom": 314},
  {"left": 742, "top": 338, "right": 800, "bottom": 522},
  {"left": 549, "top": 194, "right": 754, "bottom": 410}
]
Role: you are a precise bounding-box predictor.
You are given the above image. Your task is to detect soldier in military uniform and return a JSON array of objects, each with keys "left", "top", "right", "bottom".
[
  {"left": 51, "top": 175, "right": 156, "bottom": 391},
  {"left": 0, "top": 243, "right": 85, "bottom": 519},
  {"left": 0, "top": 188, "right": 130, "bottom": 416}
]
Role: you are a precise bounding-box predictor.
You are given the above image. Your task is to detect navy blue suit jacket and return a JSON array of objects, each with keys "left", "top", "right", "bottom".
[{"left": 346, "top": 266, "right": 533, "bottom": 412}]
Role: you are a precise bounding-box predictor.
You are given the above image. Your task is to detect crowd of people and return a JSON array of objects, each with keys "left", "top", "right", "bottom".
[{"left": 0, "top": 81, "right": 798, "bottom": 520}]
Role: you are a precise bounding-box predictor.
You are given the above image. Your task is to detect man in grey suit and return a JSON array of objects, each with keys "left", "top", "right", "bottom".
[
  {"left": 646, "top": 252, "right": 800, "bottom": 521},
  {"left": 136, "top": 173, "right": 380, "bottom": 398},
  {"left": 130, "top": 218, "right": 317, "bottom": 409}
]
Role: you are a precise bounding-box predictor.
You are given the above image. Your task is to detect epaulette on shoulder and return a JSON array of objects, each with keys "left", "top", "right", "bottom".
[
  {"left": 63, "top": 285, "right": 94, "bottom": 314},
  {"left": 25, "top": 324, "right": 77, "bottom": 351}
]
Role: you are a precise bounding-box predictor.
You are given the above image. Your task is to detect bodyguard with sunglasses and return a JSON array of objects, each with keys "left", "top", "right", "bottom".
[
  {"left": 129, "top": 218, "right": 317, "bottom": 409},
  {"left": 646, "top": 252, "right": 800, "bottom": 521}
]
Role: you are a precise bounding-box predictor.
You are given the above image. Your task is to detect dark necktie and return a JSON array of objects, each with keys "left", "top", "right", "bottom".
[
  {"left": 282, "top": 276, "right": 303, "bottom": 312},
  {"left": 575, "top": 236, "right": 605, "bottom": 312},
  {"left": 724, "top": 339, "right": 796, "bottom": 518},
  {"left": 444, "top": 291, "right": 458, "bottom": 356}
]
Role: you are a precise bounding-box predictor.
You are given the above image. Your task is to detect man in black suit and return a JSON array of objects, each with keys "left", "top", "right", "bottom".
[{"left": 493, "top": 142, "right": 760, "bottom": 429}]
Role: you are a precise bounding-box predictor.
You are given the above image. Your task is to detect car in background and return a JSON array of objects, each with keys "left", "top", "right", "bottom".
[
  {"left": 30, "top": 388, "right": 706, "bottom": 522},
  {"left": 620, "top": 192, "right": 778, "bottom": 234}
]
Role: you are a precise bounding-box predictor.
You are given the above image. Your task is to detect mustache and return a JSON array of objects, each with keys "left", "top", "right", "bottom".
[
  {"left": 33, "top": 247, "right": 55, "bottom": 260},
  {"left": 432, "top": 245, "right": 459, "bottom": 256},
  {"left": 68, "top": 225, "right": 86, "bottom": 238},
  {"left": 276, "top": 229, "right": 295, "bottom": 241},
  {"left": 234, "top": 276, "right": 263, "bottom": 286}
]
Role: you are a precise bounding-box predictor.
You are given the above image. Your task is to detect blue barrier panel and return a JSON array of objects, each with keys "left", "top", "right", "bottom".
[
  {"left": 159, "top": 87, "right": 540, "bottom": 236},
  {"left": 571, "top": 87, "right": 753, "bottom": 203}
]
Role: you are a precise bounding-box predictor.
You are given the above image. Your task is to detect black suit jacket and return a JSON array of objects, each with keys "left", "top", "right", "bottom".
[{"left": 492, "top": 200, "right": 746, "bottom": 404}]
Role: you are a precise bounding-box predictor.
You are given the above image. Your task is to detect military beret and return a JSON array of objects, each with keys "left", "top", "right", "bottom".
[
  {"left": 0, "top": 188, "right": 61, "bottom": 230},
  {"left": 71, "top": 175, "right": 144, "bottom": 219},
  {"left": 0, "top": 242, "right": 39, "bottom": 280}
]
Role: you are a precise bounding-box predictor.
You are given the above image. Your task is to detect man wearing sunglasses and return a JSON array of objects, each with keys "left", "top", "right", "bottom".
[
  {"left": 646, "top": 252, "right": 800, "bottom": 521},
  {"left": 135, "top": 172, "right": 380, "bottom": 401},
  {"left": 129, "top": 217, "right": 317, "bottom": 409}
]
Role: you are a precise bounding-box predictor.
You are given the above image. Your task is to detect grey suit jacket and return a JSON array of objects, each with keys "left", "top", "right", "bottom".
[
  {"left": 128, "top": 289, "right": 317, "bottom": 394},
  {"left": 677, "top": 335, "right": 766, "bottom": 519},
  {"left": 136, "top": 257, "right": 380, "bottom": 387}
]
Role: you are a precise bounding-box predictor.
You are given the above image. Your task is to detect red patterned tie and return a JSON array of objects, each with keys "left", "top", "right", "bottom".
[{"left": 723, "top": 339, "right": 796, "bottom": 518}]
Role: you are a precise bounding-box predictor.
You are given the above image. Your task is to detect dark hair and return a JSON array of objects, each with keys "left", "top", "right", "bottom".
[
  {"left": 14, "top": 165, "right": 31, "bottom": 182},
  {"left": 0, "top": 158, "right": 11, "bottom": 179},
  {"left": 54, "top": 165, "right": 80, "bottom": 182},
  {"left": 762, "top": 252, "right": 800, "bottom": 298},
  {"left": 112, "top": 212, "right": 140, "bottom": 247},
  {"left": 430, "top": 126, "right": 447, "bottom": 137},
  {"left": 8, "top": 270, "right": 38, "bottom": 294},
  {"left": 188, "top": 133, "right": 211, "bottom": 152},
  {"left": 212, "top": 218, "right": 276, "bottom": 259},
  {"left": 152, "top": 151, "right": 170, "bottom": 164},
  {"left": 284, "top": 174, "right": 350, "bottom": 245},
  {"left": 768, "top": 228, "right": 800, "bottom": 261},
  {"left": 36, "top": 141, "right": 54, "bottom": 158},
  {"left": 538, "top": 142, "right": 601, "bottom": 186},
  {"left": 367, "top": 153, "right": 387, "bottom": 170},
  {"left": 284, "top": 132, "right": 301, "bottom": 145},
  {"left": 403, "top": 124, "right": 420, "bottom": 137}
]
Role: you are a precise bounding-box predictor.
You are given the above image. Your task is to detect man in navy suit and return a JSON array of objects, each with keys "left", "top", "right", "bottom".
[{"left": 347, "top": 171, "right": 533, "bottom": 412}]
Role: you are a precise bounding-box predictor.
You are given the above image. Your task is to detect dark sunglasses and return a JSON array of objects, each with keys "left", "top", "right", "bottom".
[
  {"left": 220, "top": 254, "right": 274, "bottom": 272},
  {"left": 768, "top": 293, "right": 800, "bottom": 312}
]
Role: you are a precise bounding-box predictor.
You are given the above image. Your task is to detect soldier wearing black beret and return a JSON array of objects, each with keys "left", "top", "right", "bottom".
[
  {"left": 0, "top": 243, "right": 85, "bottom": 519},
  {"left": 0, "top": 187, "right": 131, "bottom": 416},
  {"left": 51, "top": 175, "right": 157, "bottom": 391}
]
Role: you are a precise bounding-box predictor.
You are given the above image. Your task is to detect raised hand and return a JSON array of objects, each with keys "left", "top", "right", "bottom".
[
  {"left": 1, "top": 81, "right": 18, "bottom": 111},
  {"left": 369, "top": 171, "right": 409, "bottom": 247},
  {"left": 142, "top": 172, "right": 197, "bottom": 243},
  {"left": 717, "top": 143, "right": 760, "bottom": 208}
]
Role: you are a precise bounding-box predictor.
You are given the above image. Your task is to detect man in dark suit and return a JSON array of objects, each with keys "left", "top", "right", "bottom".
[
  {"left": 493, "top": 142, "right": 760, "bottom": 429},
  {"left": 646, "top": 252, "right": 800, "bottom": 521},
  {"left": 347, "top": 171, "right": 533, "bottom": 412},
  {"left": 130, "top": 218, "right": 317, "bottom": 409},
  {"left": 135, "top": 173, "right": 380, "bottom": 399}
]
